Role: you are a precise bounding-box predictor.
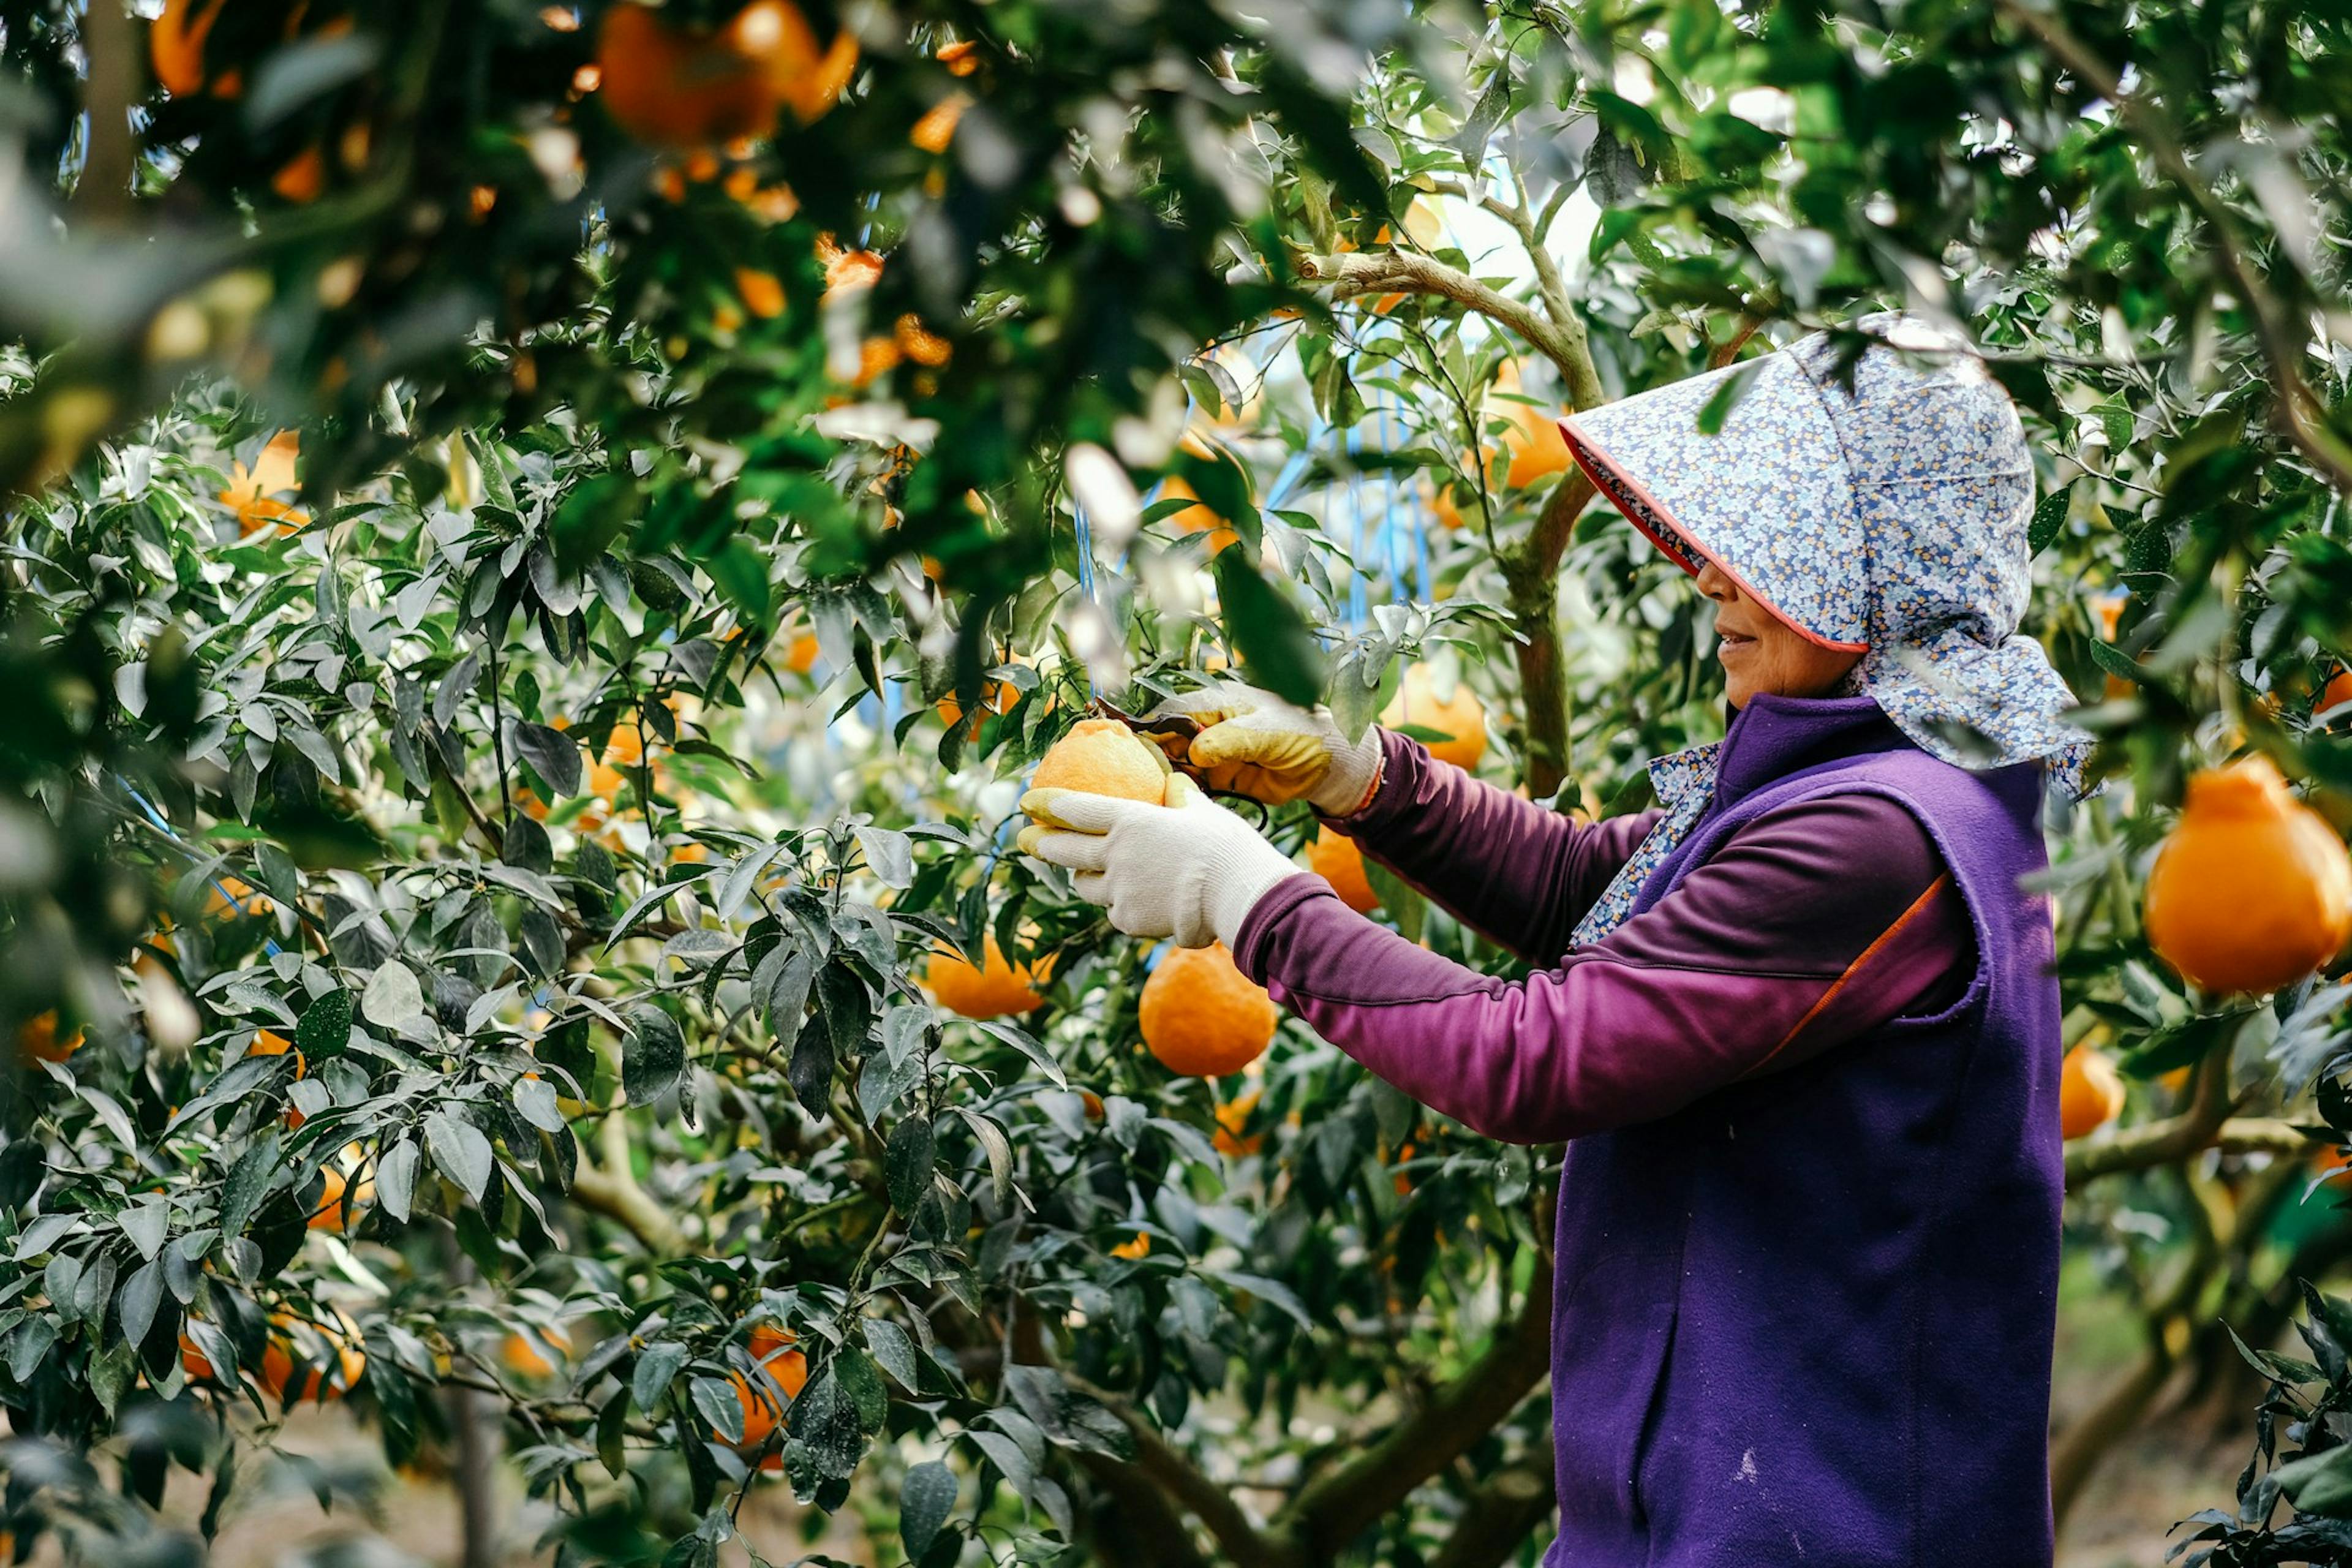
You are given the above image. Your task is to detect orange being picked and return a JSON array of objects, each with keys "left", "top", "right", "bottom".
[
  {"left": 1381, "top": 665, "right": 1487, "bottom": 773},
  {"left": 1026, "top": 718, "right": 1168, "bottom": 809},
  {"left": 922, "top": 935, "right": 1050, "bottom": 1019},
  {"left": 2144, "top": 756, "right": 2352, "bottom": 995},
  {"left": 2057, "top": 1046, "right": 2126, "bottom": 1140},
  {"left": 18, "top": 1011, "right": 82, "bottom": 1066},
  {"left": 1139, "top": 943, "right": 1276, "bottom": 1078},
  {"left": 1306, "top": 825, "right": 1379, "bottom": 914}
]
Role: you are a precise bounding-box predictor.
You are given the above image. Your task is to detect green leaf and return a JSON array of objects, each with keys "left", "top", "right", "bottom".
[
  {"left": 512, "top": 722, "right": 584, "bottom": 797},
  {"left": 623, "top": 1005, "right": 687, "bottom": 1107},
  {"left": 886, "top": 1116, "right": 935, "bottom": 1214},
  {"left": 790, "top": 1011, "right": 837, "bottom": 1119},
  {"left": 295, "top": 989, "right": 352, "bottom": 1060},
  {"left": 425, "top": 1112, "right": 494, "bottom": 1202},
  {"left": 2027, "top": 488, "right": 2070, "bottom": 556},
  {"left": 865, "top": 1319, "right": 921, "bottom": 1391},
  {"left": 899, "top": 1461, "right": 959, "bottom": 1560},
  {"left": 1215, "top": 552, "right": 1327, "bottom": 708},
  {"left": 2278, "top": 1444, "right": 2352, "bottom": 1517},
  {"left": 632, "top": 1340, "right": 687, "bottom": 1413}
]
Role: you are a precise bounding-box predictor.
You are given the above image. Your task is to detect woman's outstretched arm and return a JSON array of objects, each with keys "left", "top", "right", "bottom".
[
  {"left": 1324, "top": 729, "right": 1659, "bottom": 963},
  {"left": 1242, "top": 792, "right": 1971, "bottom": 1145}
]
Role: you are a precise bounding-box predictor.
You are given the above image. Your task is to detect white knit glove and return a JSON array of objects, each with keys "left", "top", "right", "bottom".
[
  {"left": 1016, "top": 775, "right": 1301, "bottom": 948},
  {"left": 1147, "top": 682, "right": 1383, "bottom": 816}
]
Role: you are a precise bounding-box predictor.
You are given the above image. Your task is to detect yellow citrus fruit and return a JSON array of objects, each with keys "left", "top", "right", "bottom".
[
  {"left": 922, "top": 935, "right": 1051, "bottom": 1018},
  {"left": 1139, "top": 943, "right": 1276, "bottom": 1078},
  {"left": 1028, "top": 718, "right": 1167, "bottom": 809},
  {"left": 1381, "top": 665, "right": 1487, "bottom": 773},
  {"left": 1306, "top": 825, "right": 1379, "bottom": 914},
  {"left": 2057, "top": 1045, "right": 2126, "bottom": 1140},
  {"left": 18, "top": 1011, "right": 82, "bottom": 1065},
  {"left": 2144, "top": 756, "right": 2352, "bottom": 995}
]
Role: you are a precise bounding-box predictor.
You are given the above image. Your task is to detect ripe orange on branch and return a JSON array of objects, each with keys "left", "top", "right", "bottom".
[
  {"left": 17, "top": 1012, "right": 81, "bottom": 1066},
  {"left": 1139, "top": 943, "right": 1276, "bottom": 1078},
  {"left": 2144, "top": 756, "right": 2352, "bottom": 995},
  {"left": 596, "top": 1, "right": 856, "bottom": 150},
  {"left": 922, "top": 935, "right": 1050, "bottom": 1019},
  {"left": 1307, "top": 826, "right": 1379, "bottom": 914},
  {"left": 2057, "top": 1045, "right": 2126, "bottom": 1140},
  {"left": 1381, "top": 665, "right": 1487, "bottom": 773}
]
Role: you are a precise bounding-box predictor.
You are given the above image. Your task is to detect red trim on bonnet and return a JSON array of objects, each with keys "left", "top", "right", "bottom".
[{"left": 1558, "top": 416, "right": 1871, "bottom": 656}]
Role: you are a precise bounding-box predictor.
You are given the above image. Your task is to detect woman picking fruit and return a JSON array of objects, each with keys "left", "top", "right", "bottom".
[{"left": 1020, "top": 315, "right": 2095, "bottom": 1566}]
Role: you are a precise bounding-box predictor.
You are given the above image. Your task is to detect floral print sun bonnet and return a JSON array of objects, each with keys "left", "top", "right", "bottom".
[{"left": 1559, "top": 311, "right": 2090, "bottom": 944}]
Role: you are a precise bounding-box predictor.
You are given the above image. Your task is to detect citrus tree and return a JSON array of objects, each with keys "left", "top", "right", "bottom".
[{"left": 7, "top": 0, "right": 2352, "bottom": 1566}]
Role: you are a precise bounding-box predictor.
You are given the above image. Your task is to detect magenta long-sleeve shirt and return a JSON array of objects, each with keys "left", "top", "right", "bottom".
[{"left": 1230, "top": 728, "right": 1971, "bottom": 1144}]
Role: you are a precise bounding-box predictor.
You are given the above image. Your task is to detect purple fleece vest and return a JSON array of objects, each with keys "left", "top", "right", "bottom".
[{"left": 1545, "top": 699, "right": 2063, "bottom": 1566}]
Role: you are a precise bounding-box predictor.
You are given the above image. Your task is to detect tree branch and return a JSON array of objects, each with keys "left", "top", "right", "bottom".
[
  {"left": 1064, "top": 1373, "right": 1277, "bottom": 1568},
  {"left": 1991, "top": 0, "right": 2352, "bottom": 496},
  {"left": 2065, "top": 1116, "right": 2316, "bottom": 1191},
  {"left": 1295, "top": 251, "right": 1600, "bottom": 408},
  {"left": 1427, "top": 1433, "right": 1555, "bottom": 1568},
  {"left": 569, "top": 1136, "right": 688, "bottom": 1254},
  {"left": 1275, "top": 1265, "right": 1553, "bottom": 1554}
]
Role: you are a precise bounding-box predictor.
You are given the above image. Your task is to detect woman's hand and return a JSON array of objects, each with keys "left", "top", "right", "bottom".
[
  {"left": 1017, "top": 775, "right": 1302, "bottom": 948},
  {"left": 1147, "top": 682, "right": 1382, "bottom": 814}
]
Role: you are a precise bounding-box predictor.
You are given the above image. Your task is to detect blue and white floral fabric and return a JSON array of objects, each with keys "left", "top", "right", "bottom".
[{"left": 1562, "top": 312, "right": 2089, "bottom": 945}]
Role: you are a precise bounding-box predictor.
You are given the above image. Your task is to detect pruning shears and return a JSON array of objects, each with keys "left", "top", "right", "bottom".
[{"left": 1088, "top": 697, "right": 1200, "bottom": 768}]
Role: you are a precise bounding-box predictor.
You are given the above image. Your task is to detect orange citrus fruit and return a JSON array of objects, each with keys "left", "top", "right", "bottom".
[
  {"left": 2057, "top": 1045, "right": 2126, "bottom": 1140},
  {"left": 261, "top": 1310, "right": 366, "bottom": 1404},
  {"left": 1139, "top": 943, "right": 1276, "bottom": 1078},
  {"left": 220, "top": 432, "right": 306, "bottom": 537},
  {"left": 151, "top": 0, "right": 231, "bottom": 97},
  {"left": 1381, "top": 665, "right": 1487, "bottom": 773},
  {"left": 2320, "top": 667, "right": 2352, "bottom": 722},
  {"left": 596, "top": 2, "right": 775, "bottom": 148},
  {"left": 2144, "top": 756, "right": 2352, "bottom": 995},
  {"left": 1109, "top": 1231, "right": 1151, "bottom": 1260},
  {"left": 18, "top": 1011, "right": 82, "bottom": 1065},
  {"left": 500, "top": 1325, "right": 570, "bottom": 1378},
  {"left": 922, "top": 935, "right": 1051, "bottom": 1018},
  {"left": 1306, "top": 825, "right": 1379, "bottom": 914},
  {"left": 1212, "top": 1087, "right": 1262, "bottom": 1156},
  {"left": 307, "top": 1166, "right": 374, "bottom": 1232},
  {"left": 734, "top": 267, "right": 786, "bottom": 319},
  {"left": 1027, "top": 718, "right": 1167, "bottom": 807}
]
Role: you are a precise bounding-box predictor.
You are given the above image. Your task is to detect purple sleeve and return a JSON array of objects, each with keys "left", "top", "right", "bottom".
[
  {"left": 1235, "top": 793, "right": 1972, "bottom": 1145},
  {"left": 1328, "top": 729, "right": 1661, "bottom": 963}
]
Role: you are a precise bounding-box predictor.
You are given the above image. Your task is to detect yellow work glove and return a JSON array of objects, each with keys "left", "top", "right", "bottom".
[{"left": 1145, "top": 682, "right": 1383, "bottom": 814}]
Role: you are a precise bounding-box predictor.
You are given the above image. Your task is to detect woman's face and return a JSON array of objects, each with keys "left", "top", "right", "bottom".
[{"left": 1697, "top": 561, "right": 1864, "bottom": 709}]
